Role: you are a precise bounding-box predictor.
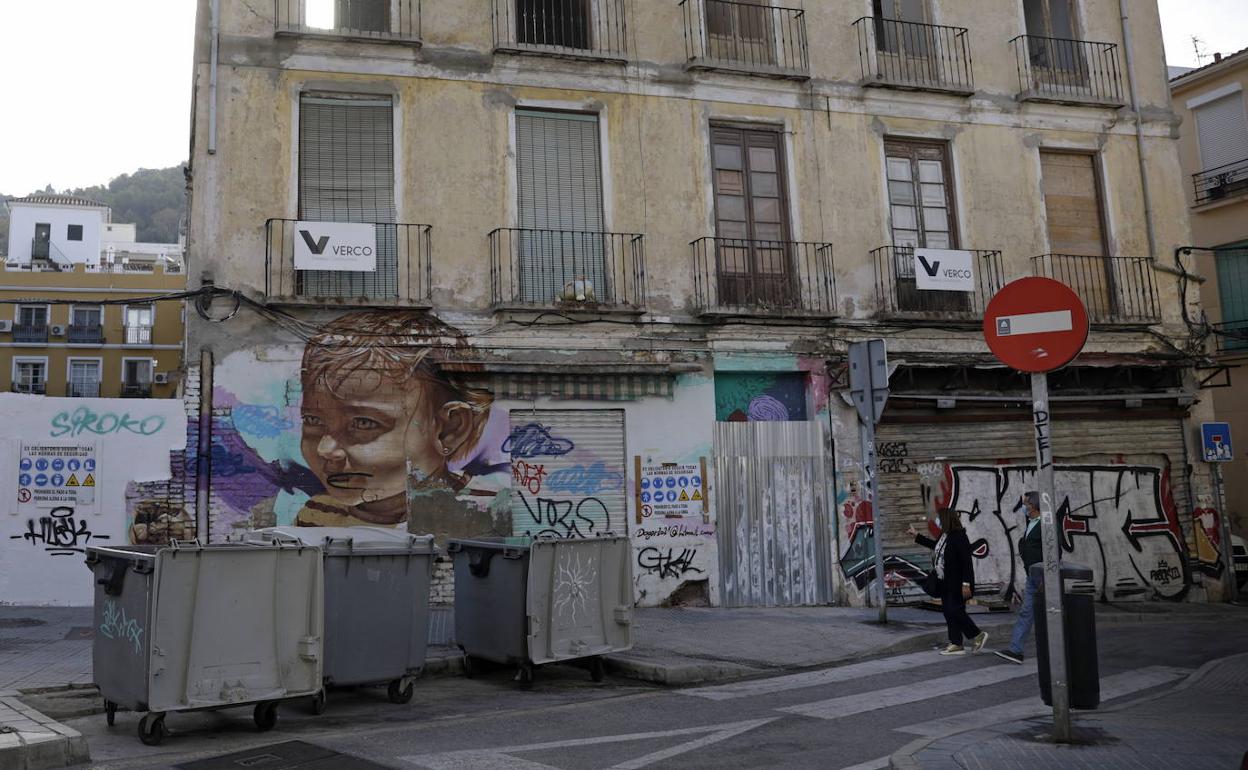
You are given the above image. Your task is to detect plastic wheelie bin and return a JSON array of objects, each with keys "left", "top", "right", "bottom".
[
  {"left": 448, "top": 534, "right": 633, "bottom": 687},
  {"left": 85, "top": 541, "right": 323, "bottom": 745},
  {"left": 248, "top": 527, "right": 436, "bottom": 712},
  {"left": 1031, "top": 562, "right": 1100, "bottom": 709}
]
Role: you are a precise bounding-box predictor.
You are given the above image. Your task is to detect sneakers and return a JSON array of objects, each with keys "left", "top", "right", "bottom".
[
  {"left": 939, "top": 644, "right": 967, "bottom": 656},
  {"left": 972, "top": 631, "right": 989, "bottom": 652},
  {"left": 994, "top": 649, "right": 1024, "bottom": 665}
]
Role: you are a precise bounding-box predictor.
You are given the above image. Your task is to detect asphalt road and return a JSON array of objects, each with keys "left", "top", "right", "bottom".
[{"left": 69, "top": 617, "right": 1248, "bottom": 770}]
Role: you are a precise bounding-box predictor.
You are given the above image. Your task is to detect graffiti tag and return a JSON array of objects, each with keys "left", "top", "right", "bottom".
[
  {"left": 1149, "top": 560, "right": 1182, "bottom": 585},
  {"left": 50, "top": 407, "right": 166, "bottom": 438},
  {"left": 515, "top": 492, "right": 606, "bottom": 539},
  {"left": 230, "top": 405, "right": 294, "bottom": 438},
  {"left": 546, "top": 462, "right": 625, "bottom": 496},
  {"left": 503, "top": 423, "right": 575, "bottom": 459},
  {"left": 636, "top": 524, "right": 715, "bottom": 541},
  {"left": 99, "top": 600, "right": 144, "bottom": 654},
  {"left": 637, "top": 547, "right": 704, "bottom": 580},
  {"left": 9, "top": 506, "right": 108, "bottom": 556},
  {"left": 511, "top": 460, "right": 548, "bottom": 495},
  {"left": 878, "top": 442, "right": 909, "bottom": 458}
]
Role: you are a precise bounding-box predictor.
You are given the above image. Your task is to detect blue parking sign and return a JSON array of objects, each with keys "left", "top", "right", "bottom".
[{"left": 1201, "top": 422, "right": 1233, "bottom": 462}]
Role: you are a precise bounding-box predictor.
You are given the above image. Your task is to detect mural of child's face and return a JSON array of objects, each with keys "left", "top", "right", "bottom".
[{"left": 299, "top": 370, "right": 447, "bottom": 507}]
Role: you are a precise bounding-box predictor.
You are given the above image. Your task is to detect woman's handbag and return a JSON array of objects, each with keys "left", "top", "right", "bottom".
[{"left": 923, "top": 571, "right": 944, "bottom": 598}]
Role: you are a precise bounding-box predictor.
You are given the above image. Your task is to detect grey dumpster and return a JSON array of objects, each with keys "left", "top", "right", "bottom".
[
  {"left": 448, "top": 534, "right": 633, "bottom": 686},
  {"left": 1031, "top": 562, "right": 1100, "bottom": 709},
  {"left": 86, "top": 542, "right": 323, "bottom": 745},
  {"left": 249, "top": 527, "right": 436, "bottom": 711}
]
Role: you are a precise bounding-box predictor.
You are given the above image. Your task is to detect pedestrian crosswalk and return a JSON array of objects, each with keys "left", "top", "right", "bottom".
[{"left": 681, "top": 650, "right": 944, "bottom": 701}]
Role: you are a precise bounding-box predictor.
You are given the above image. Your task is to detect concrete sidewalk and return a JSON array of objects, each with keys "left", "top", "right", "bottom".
[{"left": 891, "top": 651, "right": 1248, "bottom": 770}]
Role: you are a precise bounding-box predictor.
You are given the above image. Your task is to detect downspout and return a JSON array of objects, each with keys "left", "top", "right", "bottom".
[
  {"left": 1119, "top": 0, "right": 1157, "bottom": 262},
  {"left": 208, "top": 0, "right": 219, "bottom": 154}
]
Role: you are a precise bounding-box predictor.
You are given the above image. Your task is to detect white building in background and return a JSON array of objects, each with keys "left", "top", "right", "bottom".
[{"left": 4, "top": 194, "right": 183, "bottom": 270}]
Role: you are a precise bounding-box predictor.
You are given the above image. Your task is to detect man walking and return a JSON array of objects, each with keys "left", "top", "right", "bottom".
[{"left": 995, "top": 491, "right": 1043, "bottom": 664}]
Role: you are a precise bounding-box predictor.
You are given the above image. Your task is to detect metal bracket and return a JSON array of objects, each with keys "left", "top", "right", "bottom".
[{"left": 1197, "top": 365, "right": 1237, "bottom": 389}]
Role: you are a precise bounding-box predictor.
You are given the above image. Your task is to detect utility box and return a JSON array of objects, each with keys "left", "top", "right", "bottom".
[
  {"left": 249, "top": 527, "right": 436, "bottom": 709},
  {"left": 86, "top": 542, "right": 323, "bottom": 745},
  {"left": 1032, "top": 562, "right": 1100, "bottom": 710},
  {"left": 448, "top": 535, "right": 633, "bottom": 686}
]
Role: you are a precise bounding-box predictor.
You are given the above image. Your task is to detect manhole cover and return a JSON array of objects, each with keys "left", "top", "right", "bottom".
[
  {"left": 0, "top": 618, "right": 46, "bottom": 628},
  {"left": 177, "top": 741, "right": 392, "bottom": 769},
  {"left": 63, "top": 627, "right": 94, "bottom": 640}
]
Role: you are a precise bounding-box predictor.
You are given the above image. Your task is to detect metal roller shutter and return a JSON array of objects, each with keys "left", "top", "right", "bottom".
[
  {"left": 1194, "top": 93, "right": 1248, "bottom": 171},
  {"left": 509, "top": 409, "right": 627, "bottom": 539}
]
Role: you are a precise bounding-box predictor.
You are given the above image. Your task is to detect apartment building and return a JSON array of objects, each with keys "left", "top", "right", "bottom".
[
  {"left": 1171, "top": 48, "right": 1248, "bottom": 589},
  {"left": 175, "top": 0, "right": 1226, "bottom": 607},
  {"left": 2, "top": 194, "right": 184, "bottom": 398}
]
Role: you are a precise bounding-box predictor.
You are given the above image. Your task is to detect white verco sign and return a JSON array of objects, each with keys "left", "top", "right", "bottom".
[
  {"left": 914, "top": 248, "right": 975, "bottom": 293},
  {"left": 293, "top": 221, "right": 377, "bottom": 272}
]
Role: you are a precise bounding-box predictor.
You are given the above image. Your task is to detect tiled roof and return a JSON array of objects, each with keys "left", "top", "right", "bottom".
[
  {"left": 1170, "top": 46, "right": 1248, "bottom": 83},
  {"left": 7, "top": 193, "right": 110, "bottom": 209}
]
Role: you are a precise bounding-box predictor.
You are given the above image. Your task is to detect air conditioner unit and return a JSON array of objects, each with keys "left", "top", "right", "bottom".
[
  {"left": 50, "top": 325, "right": 66, "bottom": 337},
  {"left": 153, "top": 372, "right": 170, "bottom": 385},
  {"left": 0, "top": 320, "right": 11, "bottom": 333}
]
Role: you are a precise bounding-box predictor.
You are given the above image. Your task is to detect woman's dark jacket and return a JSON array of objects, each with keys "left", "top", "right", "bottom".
[{"left": 915, "top": 531, "right": 976, "bottom": 591}]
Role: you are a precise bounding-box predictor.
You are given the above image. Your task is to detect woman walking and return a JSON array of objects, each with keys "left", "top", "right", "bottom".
[{"left": 909, "top": 509, "right": 989, "bottom": 656}]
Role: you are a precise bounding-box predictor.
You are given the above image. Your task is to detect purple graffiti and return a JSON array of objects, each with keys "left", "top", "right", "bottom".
[
  {"left": 546, "top": 462, "right": 624, "bottom": 496},
  {"left": 503, "top": 423, "right": 575, "bottom": 459},
  {"left": 747, "top": 395, "right": 790, "bottom": 421}
]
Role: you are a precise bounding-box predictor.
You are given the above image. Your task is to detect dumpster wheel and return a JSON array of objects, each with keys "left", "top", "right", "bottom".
[
  {"left": 387, "top": 679, "right": 415, "bottom": 704},
  {"left": 138, "top": 713, "right": 166, "bottom": 746},
  {"left": 461, "top": 655, "right": 476, "bottom": 679},
  {"left": 104, "top": 700, "right": 117, "bottom": 727},
  {"left": 589, "top": 657, "right": 606, "bottom": 683},
  {"left": 516, "top": 664, "right": 535, "bottom": 689},
  {"left": 310, "top": 690, "right": 327, "bottom": 715},
  {"left": 253, "top": 701, "right": 278, "bottom": 732}
]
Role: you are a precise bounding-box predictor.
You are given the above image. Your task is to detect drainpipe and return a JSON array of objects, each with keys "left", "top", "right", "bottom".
[
  {"left": 208, "top": 0, "right": 220, "bottom": 154},
  {"left": 1119, "top": 0, "right": 1157, "bottom": 262}
]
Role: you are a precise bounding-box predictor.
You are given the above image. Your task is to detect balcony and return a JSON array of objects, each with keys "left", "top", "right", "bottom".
[
  {"left": 275, "top": 0, "right": 421, "bottom": 44},
  {"left": 853, "top": 17, "right": 974, "bottom": 96},
  {"left": 67, "top": 324, "right": 105, "bottom": 344},
  {"left": 66, "top": 382, "right": 101, "bottom": 398},
  {"left": 872, "top": 247, "right": 1003, "bottom": 321},
  {"left": 124, "top": 326, "right": 153, "bottom": 345},
  {"left": 13, "top": 324, "right": 49, "bottom": 344},
  {"left": 1193, "top": 158, "right": 1248, "bottom": 206},
  {"left": 265, "top": 219, "right": 432, "bottom": 305},
  {"left": 493, "top": 0, "right": 629, "bottom": 62},
  {"left": 1213, "top": 320, "right": 1248, "bottom": 354},
  {"left": 11, "top": 382, "right": 46, "bottom": 395},
  {"left": 680, "top": 0, "right": 810, "bottom": 79},
  {"left": 490, "top": 228, "right": 645, "bottom": 311},
  {"left": 1030, "top": 254, "right": 1161, "bottom": 325},
  {"left": 692, "top": 237, "right": 836, "bottom": 317},
  {"left": 122, "top": 384, "right": 154, "bottom": 399},
  {"left": 1011, "top": 36, "right": 1124, "bottom": 108}
]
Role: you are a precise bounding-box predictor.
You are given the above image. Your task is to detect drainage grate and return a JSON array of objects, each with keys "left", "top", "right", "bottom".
[{"left": 177, "top": 741, "right": 392, "bottom": 770}]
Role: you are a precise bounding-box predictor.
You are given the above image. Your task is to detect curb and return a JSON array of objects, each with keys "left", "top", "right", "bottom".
[{"left": 0, "top": 696, "right": 90, "bottom": 770}]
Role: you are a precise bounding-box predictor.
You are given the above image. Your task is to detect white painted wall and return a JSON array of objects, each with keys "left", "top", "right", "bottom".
[
  {"left": 6, "top": 204, "right": 105, "bottom": 266},
  {"left": 0, "top": 395, "right": 188, "bottom": 606}
]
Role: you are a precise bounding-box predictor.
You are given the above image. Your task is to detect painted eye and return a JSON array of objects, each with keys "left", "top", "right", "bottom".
[
  {"left": 302, "top": 414, "right": 325, "bottom": 428},
  {"left": 350, "top": 416, "right": 382, "bottom": 431}
]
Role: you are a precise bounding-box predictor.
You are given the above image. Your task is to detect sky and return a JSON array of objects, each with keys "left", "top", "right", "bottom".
[{"left": 0, "top": 0, "right": 1245, "bottom": 196}]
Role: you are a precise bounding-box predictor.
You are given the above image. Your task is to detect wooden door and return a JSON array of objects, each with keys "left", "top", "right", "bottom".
[{"left": 1040, "top": 151, "right": 1113, "bottom": 316}]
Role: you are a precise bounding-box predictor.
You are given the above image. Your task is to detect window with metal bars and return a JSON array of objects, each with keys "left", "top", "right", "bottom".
[{"left": 515, "top": 0, "right": 591, "bottom": 49}]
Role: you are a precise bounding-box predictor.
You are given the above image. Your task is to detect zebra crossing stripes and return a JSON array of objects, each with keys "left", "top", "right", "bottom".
[{"left": 681, "top": 650, "right": 944, "bottom": 701}]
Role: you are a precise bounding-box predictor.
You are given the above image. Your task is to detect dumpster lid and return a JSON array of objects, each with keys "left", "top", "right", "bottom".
[{"left": 250, "top": 527, "right": 435, "bottom": 554}]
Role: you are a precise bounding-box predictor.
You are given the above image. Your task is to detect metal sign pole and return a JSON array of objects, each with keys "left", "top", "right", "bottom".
[
  {"left": 1211, "top": 464, "right": 1239, "bottom": 603},
  {"left": 1031, "top": 373, "right": 1071, "bottom": 742},
  {"left": 848, "top": 339, "right": 890, "bottom": 623},
  {"left": 861, "top": 418, "right": 887, "bottom": 622}
]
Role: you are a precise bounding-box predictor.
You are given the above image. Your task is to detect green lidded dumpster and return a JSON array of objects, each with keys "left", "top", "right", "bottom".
[
  {"left": 448, "top": 534, "right": 633, "bottom": 686},
  {"left": 248, "top": 527, "right": 436, "bottom": 710},
  {"left": 85, "top": 542, "right": 323, "bottom": 746},
  {"left": 1032, "top": 562, "right": 1100, "bottom": 709}
]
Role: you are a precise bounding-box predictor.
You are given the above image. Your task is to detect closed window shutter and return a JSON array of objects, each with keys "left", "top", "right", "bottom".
[
  {"left": 515, "top": 110, "right": 605, "bottom": 303},
  {"left": 299, "top": 94, "right": 397, "bottom": 298},
  {"left": 1216, "top": 245, "right": 1248, "bottom": 326},
  {"left": 1195, "top": 93, "right": 1248, "bottom": 172}
]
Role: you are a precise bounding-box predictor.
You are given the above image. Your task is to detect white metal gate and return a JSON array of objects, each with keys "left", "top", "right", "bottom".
[{"left": 714, "top": 421, "right": 833, "bottom": 607}]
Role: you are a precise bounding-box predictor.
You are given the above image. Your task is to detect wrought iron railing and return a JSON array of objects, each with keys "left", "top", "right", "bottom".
[
  {"left": 11, "top": 381, "right": 46, "bottom": 395},
  {"left": 66, "top": 382, "right": 101, "bottom": 398},
  {"left": 692, "top": 237, "right": 836, "bottom": 316},
  {"left": 122, "top": 384, "right": 154, "bottom": 399},
  {"left": 490, "top": 228, "right": 645, "bottom": 310},
  {"left": 494, "top": 0, "right": 629, "bottom": 60},
  {"left": 13, "top": 324, "right": 48, "bottom": 344},
  {"left": 124, "top": 326, "right": 153, "bottom": 345},
  {"left": 1193, "top": 158, "right": 1248, "bottom": 206},
  {"left": 853, "top": 17, "right": 973, "bottom": 94},
  {"left": 1213, "top": 320, "right": 1248, "bottom": 353},
  {"left": 31, "top": 238, "right": 50, "bottom": 260},
  {"left": 681, "top": 0, "right": 809, "bottom": 78},
  {"left": 1030, "top": 254, "right": 1161, "bottom": 325},
  {"left": 67, "top": 324, "right": 105, "bottom": 344},
  {"left": 265, "top": 219, "right": 432, "bottom": 304},
  {"left": 275, "top": 0, "right": 421, "bottom": 42},
  {"left": 872, "top": 247, "right": 1003, "bottom": 319},
  {"left": 1011, "top": 35, "right": 1123, "bottom": 106}
]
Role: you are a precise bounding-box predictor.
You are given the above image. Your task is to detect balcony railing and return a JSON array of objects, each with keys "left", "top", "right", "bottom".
[
  {"left": 122, "top": 384, "right": 154, "bottom": 399},
  {"left": 853, "top": 17, "right": 974, "bottom": 95},
  {"left": 275, "top": 0, "right": 421, "bottom": 43},
  {"left": 872, "top": 247, "right": 1004, "bottom": 320},
  {"left": 1030, "top": 254, "right": 1161, "bottom": 325},
  {"left": 125, "top": 326, "right": 153, "bottom": 345},
  {"left": 490, "top": 228, "right": 645, "bottom": 310},
  {"left": 692, "top": 237, "right": 836, "bottom": 317},
  {"left": 67, "top": 324, "right": 105, "bottom": 344},
  {"left": 493, "top": 0, "right": 628, "bottom": 61},
  {"left": 1193, "top": 158, "right": 1248, "bottom": 206},
  {"left": 1213, "top": 320, "right": 1248, "bottom": 354},
  {"left": 13, "top": 324, "right": 49, "bottom": 344},
  {"left": 11, "top": 382, "right": 46, "bottom": 395},
  {"left": 66, "top": 382, "right": 101, "bottom": 398},
  {"left": 265, "top": 219, "right": 433, "bottom": 304},
  {"left": 31, "top": 238, "right": 50, "bottom": 260},
  {"left": 681, "top": 0, "right": 809, "bottom": 78},
  {"left": 1011, "top": 36, "right": 1124, "bottom": 107}
]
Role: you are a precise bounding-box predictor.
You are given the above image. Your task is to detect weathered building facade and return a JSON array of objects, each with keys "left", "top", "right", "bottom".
[{"left": 168, "top": 0, "right": 1227, "bottom": 610}]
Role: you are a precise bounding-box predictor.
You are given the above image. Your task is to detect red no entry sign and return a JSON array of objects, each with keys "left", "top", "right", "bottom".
[{"left": 983, "top": 277, "right": 1089, "bottom": 373}]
